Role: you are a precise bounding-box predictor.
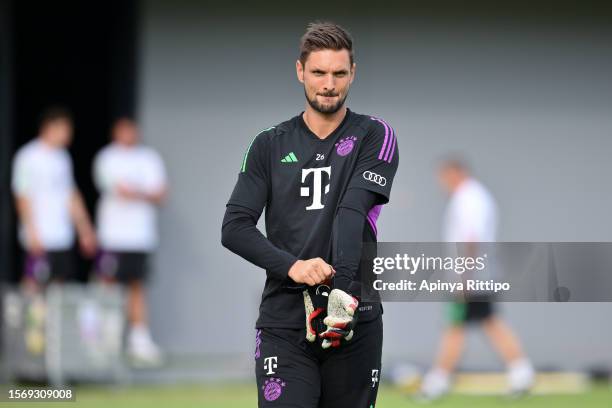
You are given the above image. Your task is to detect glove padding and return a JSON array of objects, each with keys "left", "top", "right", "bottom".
[
  {"left": 303, "top": 290, "right": 325, "bottom": 342},
  {"left": 319, "top": 289, "right": 358, "bottom": 349}
]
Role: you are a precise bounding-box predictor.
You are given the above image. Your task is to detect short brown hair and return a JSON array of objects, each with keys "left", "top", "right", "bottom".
[
  {"left": 299, "top": 21, "right": 354, "bottom": 66},
  {"left": 39, "top": 106, "right": 73, "bottom": 128},
  {"left": 440, "top": 155, "right": 470, "bottom": 173},
  {"left": 113, "top": 117, "right": 136, "bottom": 129}
]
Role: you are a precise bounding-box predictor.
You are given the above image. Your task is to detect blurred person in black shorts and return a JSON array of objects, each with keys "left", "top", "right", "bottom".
[
  {"left": 12, "top": 107, "right": 97, "bottom": 290},
  {"left": 93, "top": 118, "right": 168, "bottom": 365},
  {"left": 420, "top": 158, "right": 534, "bottom": 399},
  {"left": 222, "top": 22, "right": 399, "bottom": 408}
]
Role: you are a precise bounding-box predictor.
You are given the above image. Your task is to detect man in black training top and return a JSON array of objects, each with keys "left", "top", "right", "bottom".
[{"left": 222, "top": 22, "right": 399, "bottom": 408}]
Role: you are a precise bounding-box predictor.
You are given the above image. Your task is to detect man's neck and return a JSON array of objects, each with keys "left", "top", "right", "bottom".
[
  {"left": 39, "top": 135, "right": 58, "bottom": 149},
  {"left": 302, "top": 105, "right": 347, "bottom": 140},
  {"left": 115, "top": 141, "right": 137, "bottom": 148},
  {"left": 451, "top": 176, "right": 470, "bottom": 193}
]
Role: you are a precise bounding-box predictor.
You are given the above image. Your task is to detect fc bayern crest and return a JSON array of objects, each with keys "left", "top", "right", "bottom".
[
  {"left": 335, "top": 136, "right": 357, "bottom": 156},
  {"left": 262, "top": 377, "right": 286, "bottom": 401}
]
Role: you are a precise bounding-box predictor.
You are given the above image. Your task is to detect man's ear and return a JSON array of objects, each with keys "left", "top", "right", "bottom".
[
  {"left": 350, "top": 62, "right": 356, "bottom": 84},
  {"left": 296, "top": 60, "right": 304, "bottom": 83}
]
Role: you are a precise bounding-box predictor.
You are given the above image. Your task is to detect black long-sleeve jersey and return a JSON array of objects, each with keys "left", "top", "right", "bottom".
[{"left": 223, "top": 109, "right": 399, "bottom": 329}]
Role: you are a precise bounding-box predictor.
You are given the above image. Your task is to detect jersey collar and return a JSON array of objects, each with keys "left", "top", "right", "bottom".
[{"left": 298, "top": 108, "right": 352, "bottom": 142}]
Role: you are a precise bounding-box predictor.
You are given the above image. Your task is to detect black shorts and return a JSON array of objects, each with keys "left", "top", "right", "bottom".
[
  {"left": 96, "top": 251, "right": 149, "bottom": 284},
  {"left": 254, "top": 316, "right": 383, "bottom": 408},
  {"left": 448, "top": 299, "right": 495, "bottom": 325},
  {"left": 23, "top": 251, "right": 75, "bottom": 284}
]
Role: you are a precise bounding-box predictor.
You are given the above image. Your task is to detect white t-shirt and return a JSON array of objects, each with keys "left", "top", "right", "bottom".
[
  {"left": 11, "top": 139, "right": 76, "bottom": 250},
  {"left": 443, "top": 178, "right": 498, "bottom": 242},
  {"left": 94, "top": 143, "right": 167, "bottom": 251}
]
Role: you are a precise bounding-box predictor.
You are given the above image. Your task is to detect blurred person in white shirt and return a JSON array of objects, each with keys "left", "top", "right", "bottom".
[
  {"left": 93, "top": 118, "right": 167, "bottom": 365},
  {"left": 12, "top": 106, "right": 97, "bottom": 290},
  {"left": 421, "top": 157, "right": 534, "bottom": 399}
]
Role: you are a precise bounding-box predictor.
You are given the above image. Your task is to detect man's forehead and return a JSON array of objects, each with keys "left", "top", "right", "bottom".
[{"left": 304, "top": 49, "right": 351, "bottom": 70}]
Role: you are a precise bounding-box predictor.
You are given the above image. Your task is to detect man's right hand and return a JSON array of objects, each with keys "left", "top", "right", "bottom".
[
  {"left": 288, "top": 258, "right": 335, "bottom": 286},
  {"left": 27, "top": 230, "right": 45, "bottom": 257}
]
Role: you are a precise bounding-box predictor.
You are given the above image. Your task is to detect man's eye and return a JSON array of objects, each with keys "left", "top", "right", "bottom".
[
  {"left": 313, "top": 71, "right": 324, "bottom": 76},
  {"left": 335, "top": 72, "right": 347, "bottom": 78}
]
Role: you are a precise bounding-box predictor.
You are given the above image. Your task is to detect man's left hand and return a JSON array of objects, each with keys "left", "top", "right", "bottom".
[{"left": 319, "top": 289, "right": 358, "bottom": 349}]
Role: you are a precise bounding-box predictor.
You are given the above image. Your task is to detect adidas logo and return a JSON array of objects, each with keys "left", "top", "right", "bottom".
[{"left": 281, "top": 152, "right": 298, "bottom": 163}]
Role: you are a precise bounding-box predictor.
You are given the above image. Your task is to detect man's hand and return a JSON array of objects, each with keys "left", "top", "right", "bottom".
[
  {"left": 319, "top": 289, "right": 358, "bottom": 349},
  {"left": 70, "top": 190, "right": 97, "bottom": 257},
  {"left": 117, "top": 183, "right": 141, "bottom": 200},
  {"left": 117, "top": 183, "right": 167, "bottom": 205},
  {"left": 26, "top": 229, "right": 45, "bottom": 257},
  {"left": 78, "top": 229, "right": 98, "bottom": 258},
  {"left": 15, "top": 195, "right": 45, "bottom": 256},
  {"left": 288, "top": 258, "right": 335, "bottom": 286}
]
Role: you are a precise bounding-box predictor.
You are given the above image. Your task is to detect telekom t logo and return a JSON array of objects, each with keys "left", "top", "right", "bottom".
[
  {"left": 300, "top": 167, "right": 331, "bottom": 210},
  {"left": 371, "top": 369, "right": 379, "bottom": 388},
  {"left": 263, "top": 356, "right": 278, "bottom": 375}
]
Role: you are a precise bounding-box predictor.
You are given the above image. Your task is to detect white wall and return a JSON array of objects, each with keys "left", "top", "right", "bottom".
[{"left": 138, "top": 0, "right": 612, "bottom": 370}]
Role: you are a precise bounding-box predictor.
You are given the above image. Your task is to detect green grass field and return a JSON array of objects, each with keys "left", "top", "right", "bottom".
[{"left": 34, "top": 383, "right": 610, "bottom": 408}]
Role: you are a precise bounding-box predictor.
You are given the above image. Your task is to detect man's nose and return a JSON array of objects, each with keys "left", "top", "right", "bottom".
[{"left": 322, "top": 74, "right": 336, "bottom": 91}]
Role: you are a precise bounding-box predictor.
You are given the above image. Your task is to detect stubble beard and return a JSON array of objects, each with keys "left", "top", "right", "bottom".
[{"left": 304, "top": 87, "right": 349, "bottom": 115}]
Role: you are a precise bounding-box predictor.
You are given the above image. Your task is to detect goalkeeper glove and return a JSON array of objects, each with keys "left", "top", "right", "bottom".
[
  {"left": 319, "top": 289, "right": 358, "bottom": 349},
  {"left": 303, "top": 290, "right": 324, "bottom": 342}
]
